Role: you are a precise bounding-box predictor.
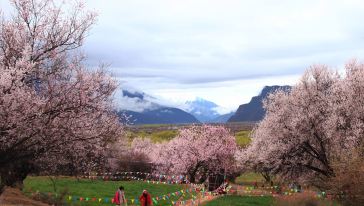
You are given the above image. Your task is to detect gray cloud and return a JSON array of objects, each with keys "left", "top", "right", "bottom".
[{"left": 3, "top": 0, "right": 364, "bottom": 109}]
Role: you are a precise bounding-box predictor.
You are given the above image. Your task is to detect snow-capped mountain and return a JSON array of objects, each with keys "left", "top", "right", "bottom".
[{"left": 185, "top": 98, "right": 232, "bottom": 123}]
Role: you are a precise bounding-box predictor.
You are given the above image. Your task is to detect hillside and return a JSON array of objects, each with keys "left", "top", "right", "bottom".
[
  {"left": 228, "top": 85, "right": 291, "bottom": 122},
  {"left": 208, "top": 112, "right": 234, "bottom": 123},
  {"left": 121, "top": 107, "right": 199, "bottom": 125}
]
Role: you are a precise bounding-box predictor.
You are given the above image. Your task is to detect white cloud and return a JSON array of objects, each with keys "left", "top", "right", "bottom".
[
  {"left": 82, "top": 0, "right": 364, "bottom": 109},
  {"left": 114, "top": 95, "right": 152, "bottom": 112},
  {"left": 142, "top": 74, "right": 301, "bottom": 111},
  {"left": 212, "top": 106, "right": 233, "bottom": 115}
]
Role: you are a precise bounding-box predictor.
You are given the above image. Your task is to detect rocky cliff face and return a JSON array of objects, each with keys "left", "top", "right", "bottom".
[{"left": 228, "top": 85, "right": 291, "bottom": 122}]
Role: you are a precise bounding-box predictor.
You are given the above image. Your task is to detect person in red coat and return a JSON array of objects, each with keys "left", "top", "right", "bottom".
[
  {"left": 139, "top": 190, "right": 153, "bottom": 206},
  {"left": 113, "top": 186, "right": 126, "bottom": 206}
]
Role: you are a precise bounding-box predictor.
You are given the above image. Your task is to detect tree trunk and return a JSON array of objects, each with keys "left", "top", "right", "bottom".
[
  {"left": 188, "top": 164, "right": 201, "bottom": 184},
  {"left": 0, "top": 161, "right": 32, "bottom": 189},
  {"left": 261, "top": 172, "right": 273, "bottom": 186},
  {"left": 189, "top": 172, "right": 196, "bottom": 183}
]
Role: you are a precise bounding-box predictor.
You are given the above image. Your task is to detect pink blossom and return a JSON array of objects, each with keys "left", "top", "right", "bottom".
[
  {"left": 238, "top": 61, "right": 364, "bottom": 184},
  {"left": 152, "top": 125, "right": 238, "bottom": 183},
  {"left": 0, "top": 0, "right": 122, "bottom": 187}
]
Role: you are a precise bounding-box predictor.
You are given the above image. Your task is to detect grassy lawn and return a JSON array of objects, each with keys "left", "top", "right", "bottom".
[
  {"left": 203, "top": 195, "right": 273, "bottom": 206},
  {"left": 23, "top": 176, "right": 196, "bottom": 206},
  {"left": 235, "top": 172, "right": 265, "bottom": 185},
  {"left": 235, "top": 131, "right": 252, "bottom": 147}
]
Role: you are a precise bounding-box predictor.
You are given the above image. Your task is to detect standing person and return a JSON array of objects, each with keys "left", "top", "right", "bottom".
[
  {"left": 114, "top": 186, "right": 127, "bottom": 206},
  {"left": 139, "top": 190, "right": 153, "bottom": 206}
]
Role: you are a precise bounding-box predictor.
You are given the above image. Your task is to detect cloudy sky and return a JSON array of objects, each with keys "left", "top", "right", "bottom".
[{"left": 2, "top": 0, "right": 364, "bottom": 112}]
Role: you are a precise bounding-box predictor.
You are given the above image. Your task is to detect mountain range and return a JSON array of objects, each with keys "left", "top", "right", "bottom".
[
  {"left": 121, "top": 108, "right": 199, "bottom": 125},
  {"left": 117, "top": 85, "right": 291, "bottom": 125},
  {"left": 117, "top": 90, "right": 199, "bottom": 125}
]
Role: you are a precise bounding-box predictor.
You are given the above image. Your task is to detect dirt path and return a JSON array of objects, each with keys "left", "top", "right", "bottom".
[
  {"left": 229, "top": 183, "right": 275, "bottom": 196},
  {"left": 193, "top": 194, "right": 218, "bottom": 205},
  {"left": 0, "top": 187, "right": 49, "bottom": 206}
]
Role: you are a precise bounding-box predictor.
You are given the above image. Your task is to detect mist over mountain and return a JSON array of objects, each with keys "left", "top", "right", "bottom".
[
  {"left": 121, "top": 90, "right": 145, "bottom": 100},
  {"left": 184, "top": 98, "right": 234, "bottom": 123},
  {"left": 228, "top": 85, "right": 291, "bottom": 122},
  {"left": 117, "top": 89, "right": 199, "bottom": 125},
  {"left": 209, "top": 112, "right": 235, "bottom": 123},
  {"left": 185, "top": 98, "right": 221, "bottom": 122}
]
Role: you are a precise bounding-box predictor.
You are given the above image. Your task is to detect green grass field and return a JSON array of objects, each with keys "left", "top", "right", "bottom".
[
  {"left": 203, "top": 195, "right": 273, "bottom": 206},
  {"left": 23, "top": 176, "right": 341, "bottom": 206},
  {"left": 126, "top": 130, "right": 178, "bottom": 143},
  {"left": 23, "top": 176, "right": 196, "bottom": 206},
  {"left": 235, "top": 172, "right": 265, "bottom": 185},
  {"left": 127, "top": 129, "right": 253, "bottom": 146},
  {"left": 142, "top": 130, "right": 178, "bottom": 143},
  {"left": 235, "top": 131, "right": 252, "bottom": 147}
]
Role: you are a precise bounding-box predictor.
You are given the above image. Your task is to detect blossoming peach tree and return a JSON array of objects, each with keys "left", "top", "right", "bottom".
[
  {"left": 0, "top": 0, "right": 122, "bottom": 188},
  {"left": 132, "top": 125, "right": 239, "bottom": 183},
  {"left": 237, "top": 61, "right": 364, "bottom": 187}
]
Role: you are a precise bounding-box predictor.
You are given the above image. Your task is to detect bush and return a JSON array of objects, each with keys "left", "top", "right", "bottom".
[
  {"left": 31, "top": 188, "right": 69, "bottom": 206},
  {"left": 117, "top": 153, "right": 154, "bottom": 173}
]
